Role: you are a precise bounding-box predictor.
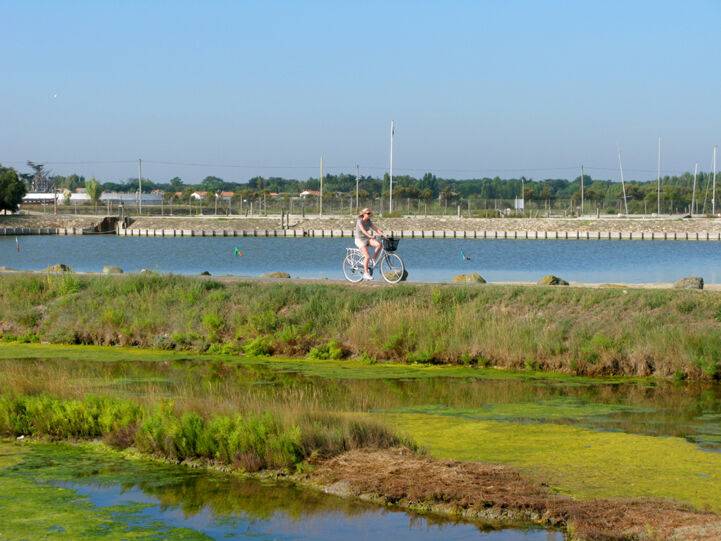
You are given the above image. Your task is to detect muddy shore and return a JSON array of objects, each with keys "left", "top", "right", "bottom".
[
  {"left": 297, "top": 447, "right": 721, "bottom": 540},
  {"left": 5, "top": 212, "right": 721, "bottom": 234}
]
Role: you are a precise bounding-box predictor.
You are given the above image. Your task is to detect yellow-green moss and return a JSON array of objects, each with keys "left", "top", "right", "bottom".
[{"left": 383, "top": 413, "right": 721, "bottom": 511}]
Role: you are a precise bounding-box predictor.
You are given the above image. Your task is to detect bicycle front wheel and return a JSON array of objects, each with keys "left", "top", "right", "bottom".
[
  {"left": 342, "top": 253, "right": 364, "bottom": 282},
  {"left": 380, "top": 253, "right": 405, "bottom": 283}
]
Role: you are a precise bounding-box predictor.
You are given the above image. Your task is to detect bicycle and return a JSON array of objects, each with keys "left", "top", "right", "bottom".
[{"left": 342, "top": 237, "right": 405, "bottom": 283}]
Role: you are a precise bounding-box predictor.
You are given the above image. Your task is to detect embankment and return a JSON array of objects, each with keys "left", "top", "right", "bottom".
[{"left": 1, "top": 272, "right": 719, "bottom": 379}]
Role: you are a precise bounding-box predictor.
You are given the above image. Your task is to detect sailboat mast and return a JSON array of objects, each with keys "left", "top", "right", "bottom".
[{"left": 617, "top": 148, "right": 628, "bottom": 215}]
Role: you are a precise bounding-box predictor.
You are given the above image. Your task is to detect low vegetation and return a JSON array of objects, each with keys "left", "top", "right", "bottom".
[{"left": 1, "top": 273, "right": 720, "bottom": 379}]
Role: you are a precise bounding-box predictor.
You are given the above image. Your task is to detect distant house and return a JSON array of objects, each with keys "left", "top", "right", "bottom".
[
  {"left": 219, "top": 191, "right": 234, "bottom": 201},
  {"left": 191, "top": 191, "right": 208, "bottom": 200},
  {"left": 299, "top": 190, "right": 321, "bottom": 198}
]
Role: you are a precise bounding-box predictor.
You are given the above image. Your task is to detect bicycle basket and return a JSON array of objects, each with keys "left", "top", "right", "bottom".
[{"left": 383, "top": 237, "right": 399, "bottom": 252}]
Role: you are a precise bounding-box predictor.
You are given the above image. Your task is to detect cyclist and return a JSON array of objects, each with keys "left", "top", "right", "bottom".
[{"left": 354, "top": 208, "right": 387, "bottom": 280}]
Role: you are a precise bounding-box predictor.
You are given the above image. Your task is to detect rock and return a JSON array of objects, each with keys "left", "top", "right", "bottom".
[
  {"left": 261, "top": 271, "right": 291, "bottom": 279},
  {"left": 537, "top": 275, "right": 568, "bottom": 286},
  {"left": 44, "top": 263, "right": 72, "bottom": 273},
  {"left": 102, "top": 265, "right": 123, "bottom": 274},
  {"left": 452, "top": 272, "right": 486, "bottom": 283},
  {"left": 199, "top": 271, "right": 211, "bottom": 276},
  {"left": 139, "top": 269, "right": 156, "bottom": 274},
  {"left": 0, "top": 266, "right": 16, "bottom": 271},
  {"left": 674, "top": 277, "right": 703, "bottom": 290}
]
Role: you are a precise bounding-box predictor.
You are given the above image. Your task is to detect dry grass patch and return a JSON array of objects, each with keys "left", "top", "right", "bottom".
[{"left": 310, "top": 447, "right": 721, "bottom": 540}]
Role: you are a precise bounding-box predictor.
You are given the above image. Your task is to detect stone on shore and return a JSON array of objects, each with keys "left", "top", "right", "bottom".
[
  {"left": 452, "top": 273, "right": 486, "bottom": 283},
  {"left": 674, "top": 277, "right": 703, "bottom": 290},
  {"left": 102, "top": 265, "right": 123, "bottom": 274},
  {"left": 538, "top": 275, "right": 568, "bottom": 286},
  {"left": 261, "top": 271, "right": 291, "bottom": 279}
]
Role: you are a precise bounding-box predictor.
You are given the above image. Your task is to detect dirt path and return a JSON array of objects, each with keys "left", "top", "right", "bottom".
[{"left": 306, "top": 448, "right": 721, "bottom": 540}]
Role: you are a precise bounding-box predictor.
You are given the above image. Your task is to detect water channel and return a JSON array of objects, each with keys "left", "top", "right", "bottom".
[
  {"left": 3, "top": 235, "right": 721, "bottom": 283},
  {"left": 1, "top": 442, "right": 559, "bottom": 540}
]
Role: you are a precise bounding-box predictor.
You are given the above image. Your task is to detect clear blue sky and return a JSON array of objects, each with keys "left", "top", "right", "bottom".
[{"left": 2, "top": 0, "right": 720, "bottom": 185}]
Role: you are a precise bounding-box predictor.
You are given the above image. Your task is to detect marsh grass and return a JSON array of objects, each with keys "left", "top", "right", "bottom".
[{"left": 2, "top": 273, "right": 721, "bottom": 378}]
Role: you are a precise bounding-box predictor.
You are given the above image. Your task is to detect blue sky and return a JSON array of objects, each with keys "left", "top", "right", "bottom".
[{"left": 2, "top": 0, "right": 720, "bottom": 185}]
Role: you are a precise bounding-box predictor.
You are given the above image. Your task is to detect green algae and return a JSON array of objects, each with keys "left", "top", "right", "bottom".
[
  {"left": 0, "top": 441, "right": 208, "bottom": 540},
  {"left": 382, "top": 412, "right": 721, "bottom": 512},
  {"left": 0, "top": 342, "right": 646, "bottom": 384},
  {"left": 383, "top": 399, "right": 657, "bottom": 426}
]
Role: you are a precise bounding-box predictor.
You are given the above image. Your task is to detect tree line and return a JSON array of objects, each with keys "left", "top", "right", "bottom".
[{"left": 3, "top": 161, "right": 720, "bottom": 210}]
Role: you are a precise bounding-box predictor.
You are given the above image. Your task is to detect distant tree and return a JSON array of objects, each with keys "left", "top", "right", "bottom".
[
  {"left": 0, "top": 165, "right": 27, "bottom": 214},
  {"left": 26, "top": 161, "right": 51, "bottom": 192},
  {"left": 85, "top": 177, "right": 103, "bottom": 213},
  {"left": 201, "top": 176, "right": 224, "bottom": 192},
  {"left": 169, "top": 177, "right": 184, "bottom": 188}
]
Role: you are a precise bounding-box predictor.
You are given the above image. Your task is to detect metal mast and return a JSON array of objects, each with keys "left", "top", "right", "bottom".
[{"left": 389, "top": 120, "right": 394, "bottom": 214}]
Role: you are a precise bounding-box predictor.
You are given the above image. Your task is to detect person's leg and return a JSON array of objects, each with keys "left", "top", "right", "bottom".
[
  {"left": 369, "top": 238, "right": 381, "bottom": 264},
  {"left": 360, "top": 245, "right": 371, "bottom": 273}
]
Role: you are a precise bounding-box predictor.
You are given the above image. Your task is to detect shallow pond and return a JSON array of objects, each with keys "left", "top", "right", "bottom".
[
  {"left": 3, "top": 351, "right": 721, "bottom": 521},
  {"left": 0, "top": 441, "right": 562, "bottom": 540},
  {"left": 4, "top": 235, "right": 721, "bottom": 282}
]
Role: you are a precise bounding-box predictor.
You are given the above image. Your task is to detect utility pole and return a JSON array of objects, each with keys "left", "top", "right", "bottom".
[
  {"left": 714, "top": 145, "right": 718, "bottom": 215},
  {"left": 389, "top": 120, "right": 394, "bottom": 214},
  {"left": 580, "top": 165, "right": 584, "bottom": 216},
  {"left": 319, "top": 156, "right": 323, "bottom": 217},
  {"left": 355, "top": 164, "right": 359, "bottom": 213},
  {"left": 657, "top": 137, "right": 661, "bottom": 215},
  {"left": 692, "top": 163, "right": 698, "bottom": 216},
  {"left": 138, "top": 158, "right": 142, "bottom": 215}
]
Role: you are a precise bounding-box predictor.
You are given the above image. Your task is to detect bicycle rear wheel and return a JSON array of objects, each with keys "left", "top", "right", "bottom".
[
  {"left": 380, "top": 253, "right": 405, "bottom": 283},
  {"left": 342, "top": 253, "right": 364, "bottom": 282}
]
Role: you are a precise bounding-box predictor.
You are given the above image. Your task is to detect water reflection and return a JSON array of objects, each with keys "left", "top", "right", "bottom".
[
  {"left": 10, "top": 443, "right": 560, "bottom": 540},
  {"left": 3, "top": 357, "right": 721, "bottom": 451}
]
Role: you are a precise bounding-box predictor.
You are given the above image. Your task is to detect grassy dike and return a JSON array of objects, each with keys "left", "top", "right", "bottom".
[{"left": 1, "top": 272, "right": 721, "bottom": 379}]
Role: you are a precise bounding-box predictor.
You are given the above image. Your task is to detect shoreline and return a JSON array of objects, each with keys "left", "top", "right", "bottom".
[
  {"left": 6, "top": 213, "right": 721, "bottom": 237},
  {"left": 0, "top": 268, "right": 716, "bottom": 290}
]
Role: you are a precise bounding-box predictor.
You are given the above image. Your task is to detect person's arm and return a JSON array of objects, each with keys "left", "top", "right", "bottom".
[{"left": 370, "top": 224, "right": 386, "bottom": 237}]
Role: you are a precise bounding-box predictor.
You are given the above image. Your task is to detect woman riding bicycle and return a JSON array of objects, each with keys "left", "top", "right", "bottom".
[{"left": 354, "top": 208, "right": 386, "bottom": 281}]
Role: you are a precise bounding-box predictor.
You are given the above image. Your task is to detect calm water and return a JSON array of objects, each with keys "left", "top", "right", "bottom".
[
  {"left": 3, "top": 235, "right": 721, "bottom": 283},
  {"left": 1, "top": 442, "right": 561, "bottom": 540}
]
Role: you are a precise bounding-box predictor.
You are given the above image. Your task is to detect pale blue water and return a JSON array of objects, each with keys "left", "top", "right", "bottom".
[{"left": 3, "top": 235, "right": 721, "bottom": 283}]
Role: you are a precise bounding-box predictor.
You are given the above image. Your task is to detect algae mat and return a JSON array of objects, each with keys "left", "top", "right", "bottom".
[
  {"left": 384, "top": 413, "right": 721, "bottom": 512},
  {"left": 0, "top": 442, "right": 206, "bottom": 540}
]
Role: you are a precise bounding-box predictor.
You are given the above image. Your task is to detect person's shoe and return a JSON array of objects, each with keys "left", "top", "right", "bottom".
[{"left": 362, "top": 272, "right": 372, "bottom": 281}]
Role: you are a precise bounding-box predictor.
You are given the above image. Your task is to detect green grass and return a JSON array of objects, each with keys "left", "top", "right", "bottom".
[{"left": 2, "top": 273, "right": 721, "bottom": 378}]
